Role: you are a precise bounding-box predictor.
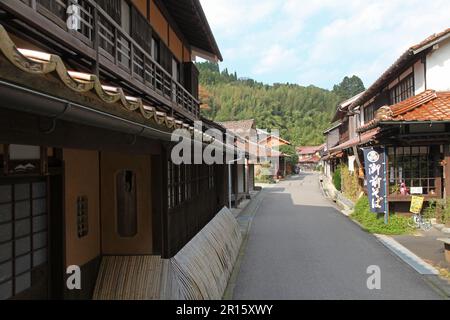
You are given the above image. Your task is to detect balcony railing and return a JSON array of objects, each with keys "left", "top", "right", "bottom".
[{"left": 12, "top": 0, "right": 200, "bottom": 118}]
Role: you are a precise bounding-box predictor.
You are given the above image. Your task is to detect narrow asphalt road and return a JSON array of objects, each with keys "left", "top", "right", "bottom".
[{"left": 233, "top": 173, "right": 443, "bottom": 300}]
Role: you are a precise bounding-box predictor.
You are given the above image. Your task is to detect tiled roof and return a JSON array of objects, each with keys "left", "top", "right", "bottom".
[
  {"left": 0, "top": 24, "right": 216, "bottom": 137},
  {"left": 297, "top": 145, "right": 325, "bottom": 155},
  {"left": 330, "top": 128, "right": 380, "bottom": 151},
  {"left": 298, "top": 155, "right": 321, "bottom": 164},
  {"left": 411, "top": 28, "right": 450, "bottom": 51},
  {"left": 358, "top": 90, "right": 450, "bottom": 132},
  {"left": 258, "top": 135, "right": 291, "bottom": 146},
  {"left": 350, "top": 28, "right": 450, "bottom": 110},
  {"left": 331, "top": 91, "right": 365, "bottom": 122},
  {"left": 219, "top": 119, "right": 255, "bottom": 132}
]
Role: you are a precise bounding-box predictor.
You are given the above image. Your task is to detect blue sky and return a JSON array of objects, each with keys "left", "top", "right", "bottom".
[{"left": 199, "top": 0, "right": 450, "bottom": 90}]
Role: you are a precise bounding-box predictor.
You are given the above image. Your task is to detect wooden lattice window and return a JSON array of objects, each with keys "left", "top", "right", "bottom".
[
  {"left": 388, "top": 146, "right": 442, "bottom": 196},
  {"left": 76, "top": 196, "right": 88, "bottom": 238},
  {"left": 390, "top": 73, "right": 415, "bottom": 105},
  {"left": 0, "top": 180, "right": 48, "bottom": 300}
]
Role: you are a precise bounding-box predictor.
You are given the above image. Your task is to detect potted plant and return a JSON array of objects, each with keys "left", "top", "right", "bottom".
[{"left": 390, "top": 184, "right": 400, "bottom": 195}]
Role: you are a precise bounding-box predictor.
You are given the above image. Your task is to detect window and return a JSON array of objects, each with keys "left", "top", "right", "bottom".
[
  {"left": 388, "top": 146, "right": 441, "bottom": 196},
  {"left": 390, "top": 73, "right": 414, "bottom": 105},
  {"left": 76, "top": 196, "right": 88, "bottom": 238},
  {"left": 0, "top": 180, "right": 48, "bottom": 300},
  {"left": 167, "top": 162, "right": 215, "bottom": 209},
  {"left": 97, "top": 0, "right": 121, "bottom": 22},
  {"left": 116, "top": 170, "right": 137, "bottom": 237},
  {"left": 172, "top": 58, "right": 181, "bottom": 82},
  {"left": 363, "top": 104, "right": 377, "bottom": 123},
  {"left": 151, "top": 37, "right": 160, "bottom": 63},
  {"left": 120, "top": 0, "right": 131, "bottom": 34},
  {"left": 37, "top": 0, "right": 67, "bottom": 20}
]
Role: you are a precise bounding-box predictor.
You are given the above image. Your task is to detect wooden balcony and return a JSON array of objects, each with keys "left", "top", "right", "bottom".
[{"left": 0, "top": 0, "right": 200, "bottom": 120}]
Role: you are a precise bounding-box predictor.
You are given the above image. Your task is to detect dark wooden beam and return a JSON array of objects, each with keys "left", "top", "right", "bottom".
[{"left": 0, "top": 108, "right": 162, "bottom": 155}]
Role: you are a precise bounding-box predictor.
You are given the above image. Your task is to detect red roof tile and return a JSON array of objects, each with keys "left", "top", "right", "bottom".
[
  {"left": 330, "top": 128, "right": 380, "bottom": 151},
  {"left": 297, "top": 145, "right": 325, "bottom": 155},
  {"left": 358, "top": 90, "right": 450, "bottom": 132},
  {"left": 350, "top": 28, "right": 450, "bottom": 110},
  {"left": 298, "top": 155, "right": 321, "bottom": 163},
  {"left": 391, "top": 91, "right": 450, "bottom": 121},
  {"left": 411, "top": 28, "right": 450, "bottom": 51}
]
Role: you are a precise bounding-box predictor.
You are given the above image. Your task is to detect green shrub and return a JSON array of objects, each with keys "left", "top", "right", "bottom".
[
  {"left": 255, "top": 163, "right": 275, "bottom": 184},
  {"left": 423, "top": 199, "right": 450, "bottom": 225},
  {"left": 351, "top": 196, "right": 413, "bottom": 235},
  {"left": 341, "top": 165, "right": 362, "bottom": 202},
  {"left": 422, "top": 200, "right": 437, "bottom": 219},
  {"left": 332, "top": 167, "right": 342, "bottom": 191},
  {"left": 255, "top": 174, "right": 274, "bottom": 184}
]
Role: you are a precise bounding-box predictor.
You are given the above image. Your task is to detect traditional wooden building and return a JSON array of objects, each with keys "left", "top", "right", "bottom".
[
  {"left": 322, "top": 93, "right": 366, "bottom": 179},
  {"left": 257, "top": 129, "right": 291, "bottom": 178},
  {"left": 297, "top": 145, "right": 324, "bottom": 171},
  {"left": 219, "top": 120, "right": 257, "bottom": 206},
  {"left": 324, "top": 28, "right": 450, "bottom": 213},
  {"left": 0, "top": 0, "right": 232, "bottom": 300}
]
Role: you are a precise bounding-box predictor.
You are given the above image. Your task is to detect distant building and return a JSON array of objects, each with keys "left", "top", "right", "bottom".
[
  {"left": 257, "top": 129, "right": 292, "bottom": 178},
  {"left": 219, "top": 119, "right": 257, "bottom": 205},
  {"left": 297, "top": 145, "right": 325, "bottom": 171}
]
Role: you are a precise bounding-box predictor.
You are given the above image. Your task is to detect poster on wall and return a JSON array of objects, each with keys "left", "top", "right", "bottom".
[{"left": 363, "top": 147, "right": 387, "bottom": 214}]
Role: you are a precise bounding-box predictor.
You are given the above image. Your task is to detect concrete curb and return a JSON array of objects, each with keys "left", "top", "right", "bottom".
[
  {"left": 318, "top": 177, "right": 450, "bottom": 298},
  {"left": 374, "top": 234, "right": 439, "bottom": 275}
]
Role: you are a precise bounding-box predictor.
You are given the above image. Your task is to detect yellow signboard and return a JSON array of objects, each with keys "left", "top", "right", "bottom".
[{"left": 410, "top": 196, "right": 425, "bottom": 214}]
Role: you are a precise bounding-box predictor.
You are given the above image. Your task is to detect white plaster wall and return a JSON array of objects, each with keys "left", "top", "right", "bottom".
[
  {"left": 414, "top": 60, "right": 426, "bottom": 94},
  {"left": 426, "top": 38, "right": 450, "bottom": 91}
]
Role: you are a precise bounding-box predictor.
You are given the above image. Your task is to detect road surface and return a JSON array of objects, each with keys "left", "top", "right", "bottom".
[{"left": 233, "top": 173, "right": 443, "bottom": 300}]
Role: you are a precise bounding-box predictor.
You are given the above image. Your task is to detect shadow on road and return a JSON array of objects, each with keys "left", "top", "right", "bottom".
[{"left": 233, "top": 176, "right": 443, "bottom": 300}]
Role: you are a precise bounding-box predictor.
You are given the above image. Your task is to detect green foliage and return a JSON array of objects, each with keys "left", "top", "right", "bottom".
[
  {"left": 279, "top": 145, "right": 299, "bottom": 166},
  {"left": 255, "top": 174, "right": 275, "bottom": 184},
  {"left": 341, "top": 165, "right": 362, "bottom": 202},
  {"left": 196, "top": 62, "right": 364, "bottom": 146},
  {"left": 332, "top": 167, "right": 342, "bottom": 191},
  {"left": 255, "top": 162, "right": 275, "bottom": 183},
  {"left": 333, "top": 75, "right": 365, "bottom": 101},
  {"left": 351, "top": 197, "right": 413, "bottom": 235},
  {"left": 423, "top": 199, "right": 450, "bottom": 225}
]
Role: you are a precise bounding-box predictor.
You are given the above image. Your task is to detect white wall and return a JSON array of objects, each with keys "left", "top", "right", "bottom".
[
  {"left": 414, "top": 60, "right": 426, "bottom": 94},
  {"left": 426, "top": 38, "right": 450, "bottom": 91}
]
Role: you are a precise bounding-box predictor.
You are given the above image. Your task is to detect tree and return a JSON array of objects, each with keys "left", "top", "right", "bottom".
[
  {"left": 196, "top": 62, "right": 364, "bottom": 149},
  {"left": 332, "top": 75, "right": 365, "bottom": 101}
]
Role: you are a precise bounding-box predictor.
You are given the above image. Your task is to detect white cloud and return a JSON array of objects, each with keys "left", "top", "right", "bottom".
[
  {"left": 200, "top": 0, "right": 278, "bottom": 36},
  {"left": 200, "top": 0, "right": 450, "bottom": 88},
  {"left": 252, "top": 44, "right": 299, "bottom": 75}
]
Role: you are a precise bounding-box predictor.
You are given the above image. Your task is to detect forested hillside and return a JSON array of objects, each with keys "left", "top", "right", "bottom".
[{"left": 197, "top": 62, "right": 364, "bottom": 146}]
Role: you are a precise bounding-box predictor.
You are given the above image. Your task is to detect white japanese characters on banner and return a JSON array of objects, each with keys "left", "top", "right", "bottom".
[{"left": 363, "top": 147, "right": 387, "bottom": 213}]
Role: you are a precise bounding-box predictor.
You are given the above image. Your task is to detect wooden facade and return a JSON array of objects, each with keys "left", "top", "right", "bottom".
[
  {"left": 322, "top": 28, "right": 450, "bottom": 214},
  {"left": 0, "top": 0, "right": 228, "bottom": 300}
]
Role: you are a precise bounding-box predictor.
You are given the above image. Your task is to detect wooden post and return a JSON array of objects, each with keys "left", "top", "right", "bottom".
[
  {"left": 93, "top": 5, "right": 100, "bottom": 77},
  {"left": 114, "top": 28, "right": 118, "bottom": 65},
  {"left": 444, "top": 145, "right": 450, "bottom": 200},
  {"left": 160, "top": 145, "right": 170, "bottom": 258},
  {"left": 151, "top": 153, "right": 163, "bottom": 255},
  {"left": 3, "top": 144, "right": 9, "bottom": 176}
]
